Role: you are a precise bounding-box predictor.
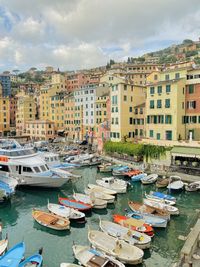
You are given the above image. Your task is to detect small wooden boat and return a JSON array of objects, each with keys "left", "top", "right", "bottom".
[
  {"left": 59, "top": 197, "right": 92, "bottom": 212},
  {"left": 84, "top": 188, "right": 115, "bottom": 204},
  {"left": 167, "top": 176, "right": 184, "bottom": 192},
  {"left": 123, "top": 169, "right": 142, "bottom": 178},
  {"left": 60, "top": 264, "right": 81, "bottom": 267},
  {"left": 143, "top": 199, "right": 179, "bottom": 215},
  {"left": 0, "top": 235, "right": 8, "bottom": 255},
  {"left": 185, "top": 181, "right": 200, "bottom": 192},
  {"left": 141, "top": 174, "right": 158, "bottom": 184},
  {"left": 113, "top": 214, "right": 154, "bottom": 237},
  {"left": 156, "top": 176, "right": 170, "bottom": 188},
  {"left": 47, "top": 202, "right": 86, "bottom": 223},
  {"left": 145, "top": 192, "right": 176, "bottom": 206},
  {"left": 99, "top": 219, "right": 151, "bottom": 249},
  {"left": 88, "top": 184, "right": 117, "bottom": 195},
  {"left": 73, "top": 245, "right": 125, "bottom": 267},
  {"left": 126, "top": 211, "right": 168, "bottom": 228},
  {"left": 0, "top": 242, "right": 25, "bottom": 267},
  {"left": 149, "top": 191, "right": 176, "bottom": 202},
  {"left": 88, "top": 230, "right": 144, "bottom": 265},
  {"left": 112, "top": 166, "right": 130, "bottom": 177},
  {"left": 19, "top": 253, "right": 43, "bottom": 267},
  {"left": 32, "top": 209, "right": 70, "bottom": 230},
  {"left": 96, "top": 178, "right": 127, "bottom": 193},
  {"left": 97, "top": 163, "right": 117, "bottom": 173},
  {"left": 131, "top": 173, "right": 147, "bottom": 182},
  {"left": 128, "top": 201, "right": 170, "bottom": 220},
  {"left": 73, "top": 192, "right": 107, "bottom": 209}
]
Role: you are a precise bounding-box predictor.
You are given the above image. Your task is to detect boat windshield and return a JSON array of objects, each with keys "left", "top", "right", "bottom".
[{"left": 0, "top": 149, "right": 36, "bottom": 157}]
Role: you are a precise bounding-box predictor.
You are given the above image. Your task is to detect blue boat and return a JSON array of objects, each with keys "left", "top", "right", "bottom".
[
  {"left": 0, "top": 242, "right": 25, "bottom": 267},
  {"left": 131, "top": 173, "right": 147, "bottom": 182},
  {"left": 19, "top": 253, "right": 43, "bottom": 267},
  {"left": 150, "top": 191, "right": 176, "bottom": 202}
]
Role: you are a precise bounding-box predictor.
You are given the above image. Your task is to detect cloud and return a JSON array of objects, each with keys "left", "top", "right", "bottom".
[{"left": 0, "top": 0, "right": 200, "bottom": 71}]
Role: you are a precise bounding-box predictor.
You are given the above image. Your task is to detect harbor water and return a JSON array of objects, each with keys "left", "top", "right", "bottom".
[{"left": 0, "top": 166, "right": 199, "bottom": 267}]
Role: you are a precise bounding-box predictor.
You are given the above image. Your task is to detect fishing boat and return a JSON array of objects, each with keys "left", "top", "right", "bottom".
[
  {"left": 73, "top": 192, "right": 107, "bottom": 209},
  {"left": 113, "top": 214, "right": 154, "bottom": 237},
  {"left": 97, "top": 163, "right": 117, "bottom": 173},
  {"left": 167, "top": 176, "right": 184, "bottom": 193},
  {"left": 78, "top": 157, "right": 102, "bottom": 167},
  {"left": 19, "top": 253, "right": 43, "bottom": 267},
  {"left": 0, "top": 242, "right": 25, "bottom": 266},
  {"left": 99, "top": 219, "right": 151, "bottom": 249},
  {"left": 59, "top": 197, "right": 92, "bottom": 212},
  {"left": 88, "top": 230, "right": 144, "bottom": 265},
  {"left": 131, "top": 173, "right": 147, "bottom": 182},
  {"left": 65, "top": 153, "right": 94, "bottom": 163},
  {"left": 112, "top": 166, "right": 130, "bottom": 177},
  {"left": 47, "top": 202, "right": 86, "bottom": 223},
  {"left": 61, "top": 264, "right": 81, "bottom": 267},
  {"left": 149, "top": 191, "right": 176, "bottom": 202},
  {"left": 124, "top": 170, "right": 142, "bottom": 179},
  {"left": 96, "top": 177, "right": 127, "bottom": 193},
  {"left": 185, "top": 181, "right": 200, "bottom": 192},
  {"left": 32, "top": 209, "right": 70, "bottom": 230},
  {"left": 143, "top": 199, "right": 179, "bottom": 215},
  {"left": 126, "top": 211, "right": 168, "bottom": 228},
  {"left": 141, "top": 174, "right": 158, "bottom": 184},
  {"left": 88, "top": 184, "right": 117, "bottom": 195},
  {"left": 73, "top": 245, "right": 125, "bottom": 267},
  {"left": 156, "top": 176, "right": 170, "bottom": 188},
  {"left": 84, "top": 188, "right": 115, "bottom": 204},
  {"left": 145, "top": 192, "right": 176, "bottom": 206},
  {"left": 0, "top": 235, "right": 8, "bottom": 255},
  {"left": 128, "top": 201, "right": 170, "bottom": 220}
]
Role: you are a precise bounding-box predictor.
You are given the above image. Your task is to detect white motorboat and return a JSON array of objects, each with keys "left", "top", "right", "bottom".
[
  {"left": 84, "top": 188, "right": 115, "bottom": 204},
  {"left": 73, "top": 245, "right": 125, "bottom": 267},
  {"left": 73, "top": 192, "right": 107, "bottom": 209},
  {"left": 185, "top": 181, "right": 200, "bottom": 192},
  {"left": 88, "top": 184, "right": 117, "bottom": 195},
  {"left": 60, "top": 264, "right": 81, "bottom": 267},
  {"left": 143, "top": 199, "right": 179, "bottom": 215},
  {"left": 0, "top": 139, "right": 70, "bottom": 188},
  {"left": 88, "top": 230, "right": 144, "bottom": 265},
  {"left": 66, "top": 153, "right": 94, "bottom": 164},
  {"left": 47, "top": 202, "right": 86, "bottom": 223},
  {"left": 99, "top": 219, "right": 151, "bottom": 249},
  {"left": 167, "top": 176, "right": 184, "bottom": 192},
  {"left": 96, "top": 177, "right": 127, "bottom": 193},
  {"left": 0, "top": 173, "right": 18, "bottom": 198},
  {"left": 141, "top": 174, "right": 158, "bottom": 184},
  {"left": 144, "top": 192, "right": 176, "bottom": 206}
]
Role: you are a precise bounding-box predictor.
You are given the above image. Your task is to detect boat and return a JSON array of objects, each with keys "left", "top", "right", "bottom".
[
  {"left": 73, "top": 192, "right": 107, "bottom": 209},
  {"left": 112, "top": 166, "right": 131, "bottom": 177},
  {"left": 84, "top": 188, "right": 115, "bottom": 204},
  {"left": 128, "top": 201, "right": 170, "bottom": 220},
  {"left": 0, "top": 241, "right": 25, "bottom": 267},
  {"left": 96, "top": 177, "right": 127, "bottom": 193},
  {"left": 156, "top": 176, "right": 170, "bottom": 188},
  {"left": 97, "top": 163, "right": 118, "bottom": 173},
  {"left": 126, "top": 211, "right": 168, "bottom": 228},
  {"left": 143, "top": 199, "right": 179, "bottom": 215},
  {"left": 99, "top": 219, "right": 151, "bottom": 249},
  {"left": 0, "top": 139, "right": 70, "bottom": 188},
  {"left": 78, "top": 157, "right": 102, "bottom": 167},
  {"left": 60, "top": 264, "right": 81, "bottom": 267},
  {"left": 0, "top": 235, "right": 8, "bottom": 255},
  {"left": 19, "top": 253, "right": 43, "bottom": 267},
  {"left": 141, "top": 174, "right": 158, "bottom": 184},
  {"left": 64, "top": 153, "right": 94, "bottom": 163},
  {"left": 88, "top": 230, "right": 144, "bottom": 265},
  {"left": 113, "top": 214, "right": 154, "bottom": 237},
  {"left": 32, "top": 209, "right": 70, "bottom": 230},
  {"left": 0, "top": 173, "right": 18, "bottom": 199},
  {"left": 149, "top": 191, "right": 176, "bottom": 202},
  {"left": 131, "top": 173, "right": 147, "bottom": 182},
  {"left": 47, "top": 202, "right": 86, "bottom": 223},
  {"left": 145, "top": 192, "right": 176, "bottom": 206},
  {"left": 73, "top": 244, "right": 125, "bottom": 267},
  {"left": 88, "top": 184, "right": 117, "bottom": 195},
  {"left": 185, "top": 181, "right": 200, "bottom": 192},
  {"left": 123, "top": 170, "right": 142, "bottom": 179},
  {"left": 59, "top": 197, "right": 92, "bottom": 212},
  {"left": 167, "top": 176, "right": 184, "bottom": 192}
]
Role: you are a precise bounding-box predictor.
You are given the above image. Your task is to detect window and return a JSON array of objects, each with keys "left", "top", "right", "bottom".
[
  {"left": 115, "top": 118, "right": 119, "bottom": 125},
  {"left": 165, "top": 74, "right": 170, "bottom": 80},
  {"left": 157, "top": 86, "right": 162, "bottom": 94},
  {"left": 166, "top": 130, "right": 172, "bottom": 140},
  {"left": 165, "top": 99, "right": 170, "bottom": 108},
  {"left": 154, "top": 74, "right": 158, "bottom": 80},
  {"left": 124, "top": 95, "right": 127, "bottom": 101},
  {"left": 129, "top": 118, "right": 133, "bottom": 124},
  {"left": 140, "top": 129, "right": 143, "bottom": 136},
  {"left": 157, "top": 100, "right": 162, "bottom": 108},
  {"left": 187, "top": 101, "right": 196, "bottom": 109},
  {"left": 157, "top": 133, "right": 161, "bottom": 140},
  {"left": 150, "top": 87, "right": 154, "bottom": 94},
  {"left": 147, "top": 116, "right": 150, "bottom": 124},
  {"left": 150, "top": 100, "right": 154, "bottom": 109},
  {"left": 0, "top": 164, "right": 9, "bottom": 172},
  {"left": 175, "top": 73, "right": 180, "bottom": 79},
  {"left": 23, "top": 166, "right": 32, "bottom": 173},
  {"left": 135, "top": 129, "right": 138, "bottom": 136},
  {"left": 124, "top": 85, "right": 127, "bottom": 90},
  {"left": 41, "top": 165, "right": 46, "bottom": 172},
  {"left": 188, "top": 84, "right": 194, "bottom": 94},
  {"left": 165, "top": 115, "right": 172, "bottom": 124},
  {"left": 129, "top": 107, "right": 133, "bottom": 112},
  {"left": 166, "top": 85, "right": 171, "bottom": 93},
  {"left": 149, "top": 130, "right": 154, "bottom": 138}
]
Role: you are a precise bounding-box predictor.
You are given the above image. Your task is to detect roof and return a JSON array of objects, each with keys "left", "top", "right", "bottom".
[{"left": 171, "top": 146, "right": 200, "bottom": 158}]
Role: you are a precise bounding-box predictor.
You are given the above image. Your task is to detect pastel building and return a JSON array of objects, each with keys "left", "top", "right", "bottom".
[
  {"left": 0, "top": 74, "right": 11, "bottom": 96},
  {"left": 25, "top": 120, "right": 55, "bottom": 140}
]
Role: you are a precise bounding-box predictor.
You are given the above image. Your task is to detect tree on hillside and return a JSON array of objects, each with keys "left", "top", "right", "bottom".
[{"left": 182, "top": 39, "right": 193, "bottom": 45}]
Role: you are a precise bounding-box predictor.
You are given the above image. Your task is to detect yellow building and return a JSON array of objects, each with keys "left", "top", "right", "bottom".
[
  {"left": 16, "top": 92, "right": 36, "bottom": 136},
  {"left": 25, "top": 120, "right": 55, "bottom": 141},
  {"left": 49, "top": 91, "right": 65, "bottom": 132},
  {"left": 64, "top": 94, "right": 76, "bottom": 140},
  {"left": 0, "top": 95, "right": 10, "bottom": 136},
  {"left": 110, "top": 79, "right": 146, "bottom": 142},
  {"left": 145, "top": 67, "right": 188, "bottom": 141}
]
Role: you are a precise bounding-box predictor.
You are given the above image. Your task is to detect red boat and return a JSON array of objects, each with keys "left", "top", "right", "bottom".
[
  {"left": 123, "top": 170, "right": 142, "bottom": 178},
  {"left": 113, "top": 214, "right": 154, "bottom": 237},
  {"left": 59, "top": 197, "right": 92, "bottom": 212}
]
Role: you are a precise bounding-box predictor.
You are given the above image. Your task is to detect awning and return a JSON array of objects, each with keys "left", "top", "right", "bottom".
[
  {"left": 57, "top": 129, "right": 65, "bottom": 133},
  {"left": 171, "top": 146, "right": 200, "bottom": 159}
]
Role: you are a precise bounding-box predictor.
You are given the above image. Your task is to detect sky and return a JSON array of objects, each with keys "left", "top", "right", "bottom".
[{"left": 0, "top": 0, "right": 200, "bottom": 72}]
